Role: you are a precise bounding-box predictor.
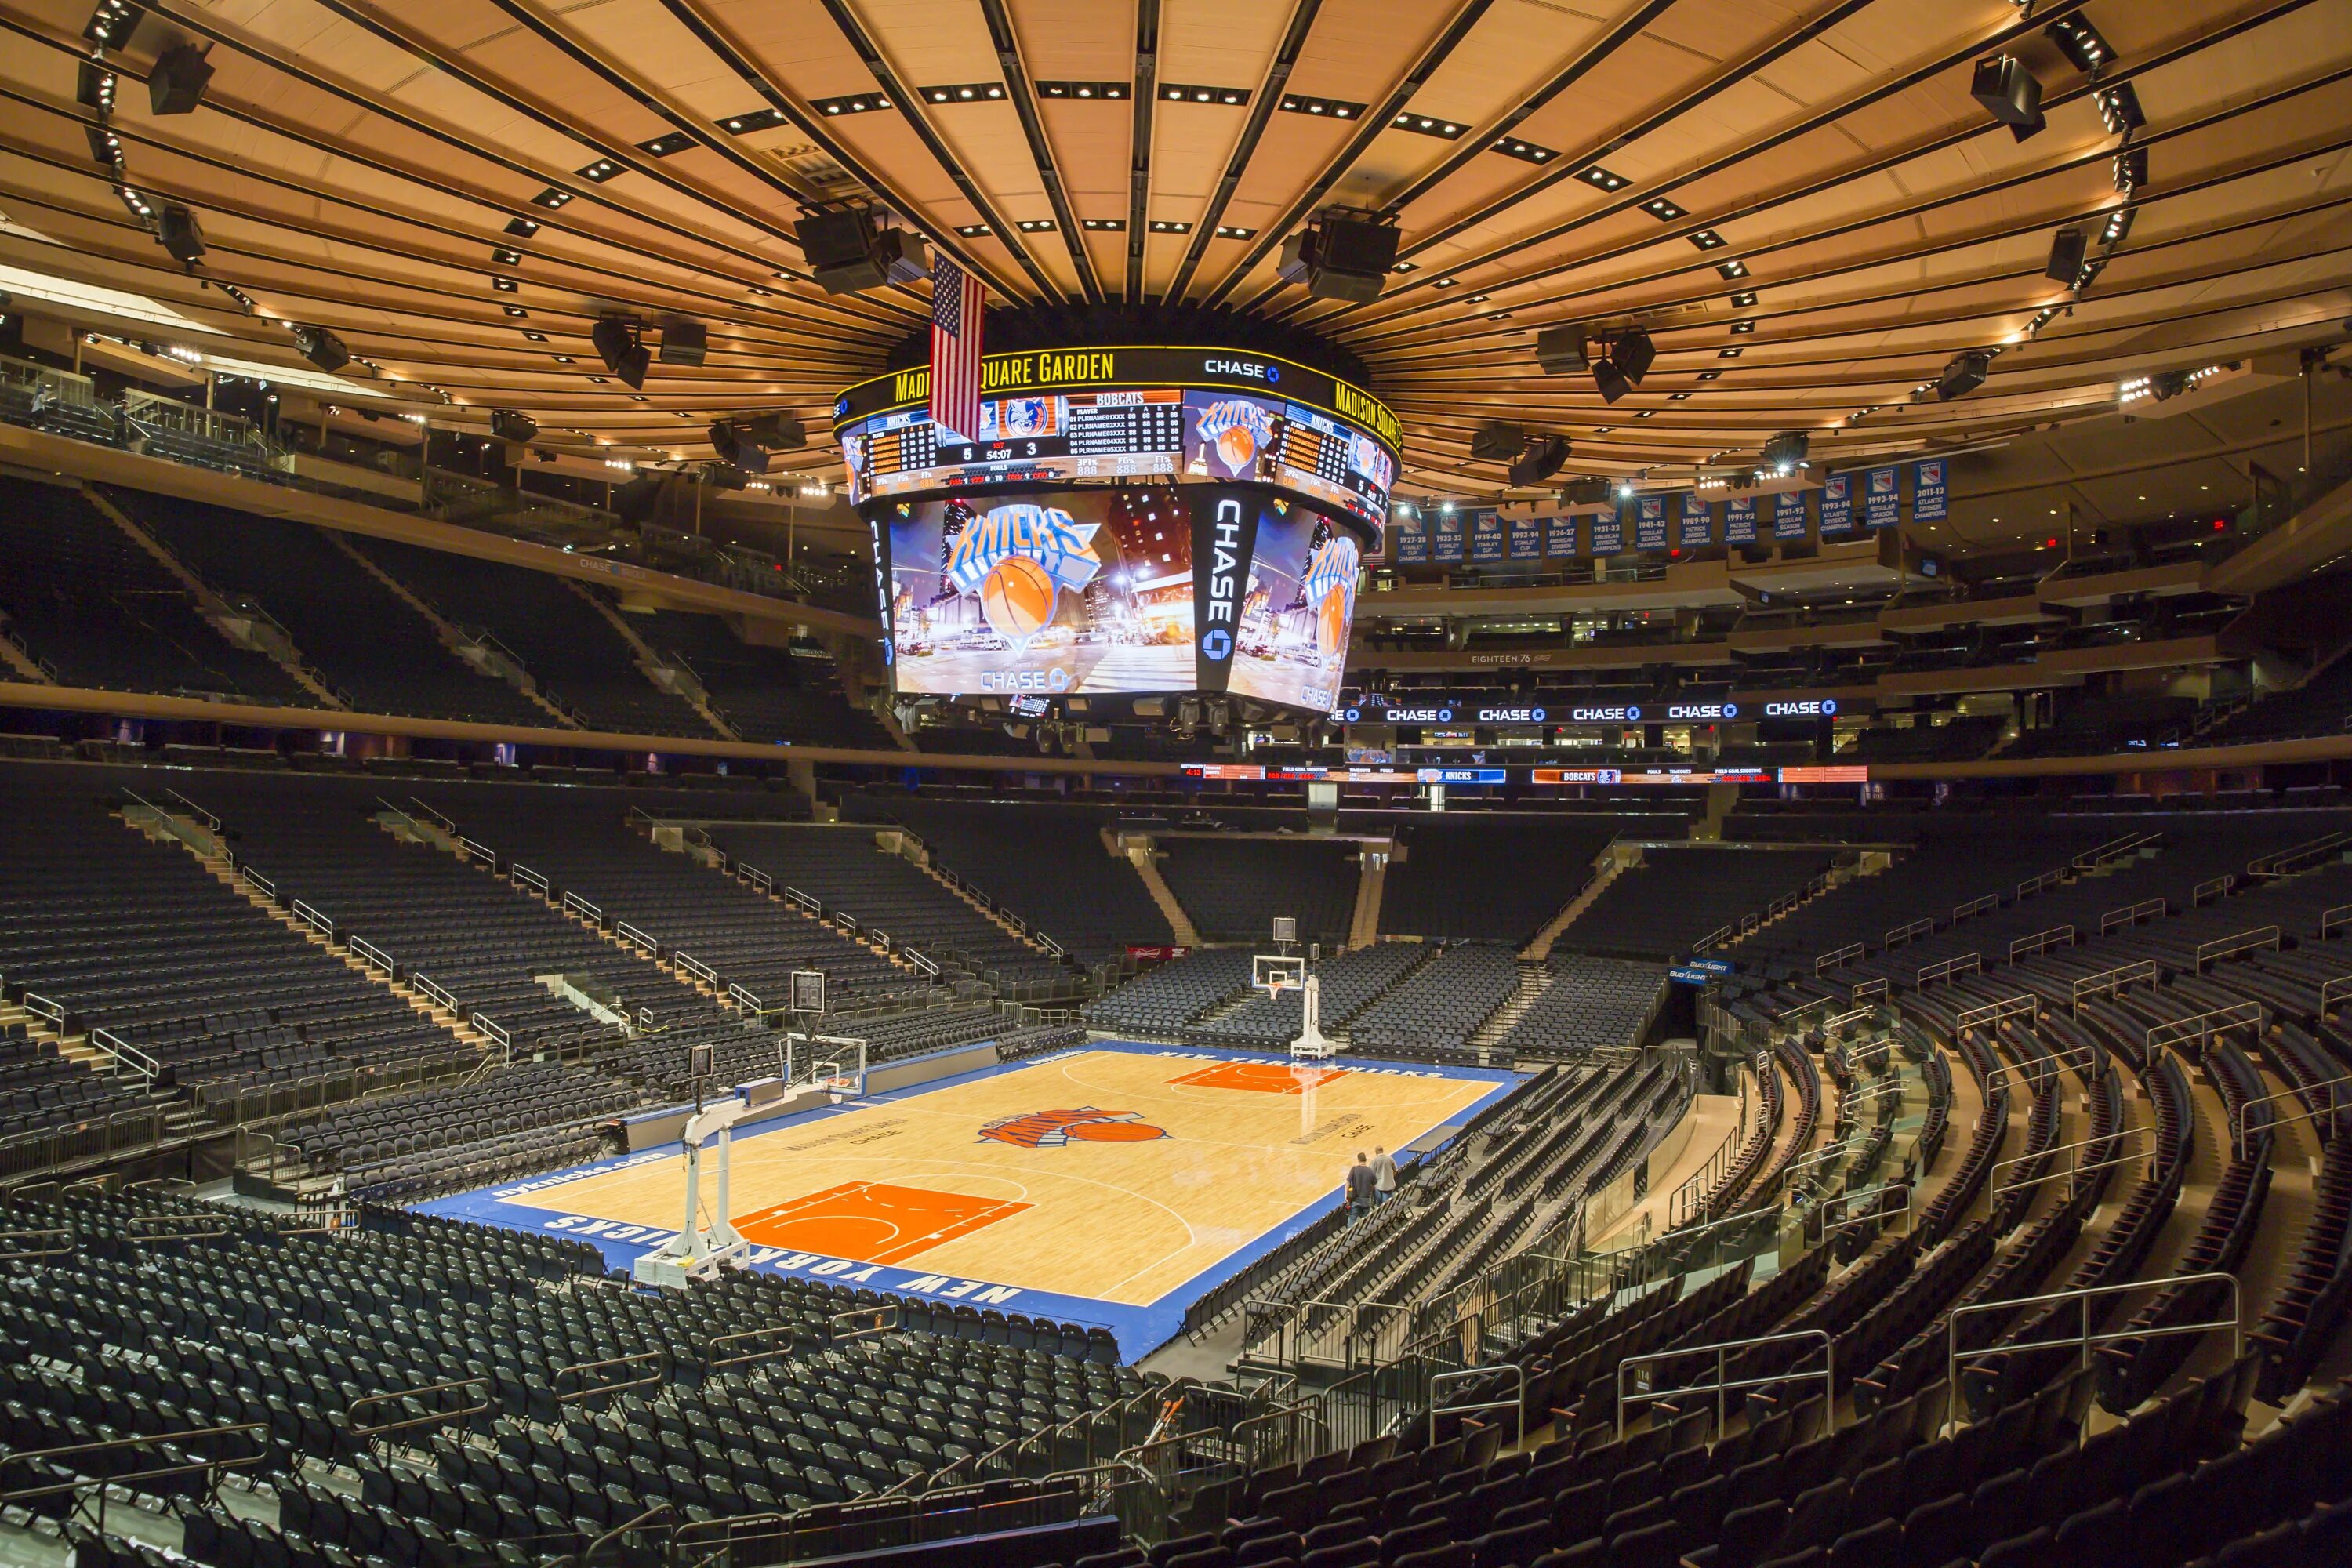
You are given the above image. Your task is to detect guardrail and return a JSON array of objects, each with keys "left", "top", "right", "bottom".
[
  {"left": 0, "top": 1421, "right": 267, "bottom": 1532},
  {"left": 1945, "top": 1273, "right": 2239, "bottom": 1421},
  {"left": 345, "top": 1377, "right": 493, "bottom": 1446},
  {"left": 2322, "top": 975, "right": 2352, "bottom": 1015},
  {"left": 2016, "top": 868, "right": 2067, "bottom": 899},
  {"left": 1618, "top": 1328, "right": 1834, "bottom": 1440},
  {"left": 615, "top": 920, "right": 661, "bottom": 954},
  {"left": 785, "top": 886, "right": 823, "bottom": 916},
  {"left": 2249, "top": 829, "right": 2352, "bottom": 879},
  {"left": 2147, "top": 1000, "right": 2263, "bottom": 1060},
  {"left": 1993, "top": 1125, "right": 2147, "bottom": 1201},
  {"left": 1429, "top": 1363, "right": 1524, "bottom": 1446},
  {"left": 349, "top": 935, "right": 396, "bottom": 975},
  {"left": 2073, "top": 959, "right": 2157, "bottom": 1012},
  {"left": 2191, "top": 875, "right": 2235, "bottom": 906},
  {"left": 1850, "top": 977, "right": 1889, "bottom": 1004},
  {"left": 2009, "top": 924, "right": 2074, "bottom": 960},
  {"left": 510, "top": 862, "right": 550, "bottom": 895},
  {"left": 473, "top": 1015, "right": 510, "bottom": 1051},
  {"left": 1955, "top": 993, "right": 2039, "bottom": 1033},
  {"left": 459, "top": 836, "right": 498, "bottom": 869},
  {"left": 673, "top": 951, "right": 718, "bottom": 985},
  {"left": 739, "top": 863, "right": 774, "bottom": 894},
  {"left": 2194, "top": 926, "right": 2280, "bottom": 972},
  {"left": 906, "top": 949, "right": 939, "bottom": 978},
  {"left": 1918, "top": 953, "right": 1981, "bottom": 988},
  {"left": 563, "top": 891, "right": 605, "bottom": 927},
  {"left": 240, "top": 865, "right": 278, "bottom": 900},
  {"left": 2100, "top": 898, "right": 2167, "bottom": 934},
  {"left": 2231, "top": 1070, "right": 2352, "bottom": 1160},
  {"left": 554, "top": 1349, "right": 669, "bottom": 1406},
  {"left": 1814, "top": 942, "right": 1866, "bottom": 975},
  {"left": 2074, "top": 829, "right": 2161, "bottom": 871},
  {"left": 1883, "top": 917, "right": 1936, "bottom": 950},
  {"left": 1951, "top": 893, "right": 2002, "bottom": 923},
  {"left": 87, "top": 1025, "right": 162, "bottom": 1086},
  {"left": 0, "top": 1228, "right": 76, "bottom": 1261},
  {"left": 291, "top": 899, "right": 335, "bottom": 936},
  {"left": 729, "top": 982, "right": 764, "bottom": 1013}
]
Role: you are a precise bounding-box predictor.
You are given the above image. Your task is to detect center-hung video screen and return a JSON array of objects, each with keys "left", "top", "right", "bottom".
[{"left": 877, "top": 485, "right": 1359, "bottom": 710}]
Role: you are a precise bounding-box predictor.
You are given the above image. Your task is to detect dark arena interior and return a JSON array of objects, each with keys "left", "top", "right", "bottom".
[{"left": 7, "top": 3, "right": 2352, "bottom": 1566}]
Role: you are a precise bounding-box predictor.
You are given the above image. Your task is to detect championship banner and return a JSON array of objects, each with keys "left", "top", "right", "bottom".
[
  {"left": 1634, "top": 495, "right": 1669, "bottom": 550},
  {"left": 1771, "top": 492, "right": 1807, "bottom": 541},
  {"left": 1819, "top": 473, "right": 1854, "bottom": 534},
  {"left": 1678, "top": 492, "right": 1713, "bottom": 548},
  {"left": 1591, "top": 509, "right": 1624, "bottom": 554},
  {"left": 1724, "top": 495, "right": 1758, "bottom": 543},
  {"left": 1394, "top": 513, "right": 1428, "bottom": 562},
  {"left": 1914, "top": 458, "right": 1948, "bottom": 522},
  {"left": 1468, "top": 508, "right": 1506, "bottom": 563},
  {"left": 1508, "top": 514, "right": 1542, "bottom": 560},
  {"left": 1544, "top": 513, "right": 1580, "bottom": 556},
  {"left": 1864, "top": 466, "right": 1900, "bottom": 528},
  {"left": 1433, "top": 510, "right": 1465, "bottom": 562}
]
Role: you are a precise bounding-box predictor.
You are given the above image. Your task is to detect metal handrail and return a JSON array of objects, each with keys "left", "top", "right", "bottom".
[
  {"left": 1918, "top": 953, "right": 1982, "bottom": 987},
  {"left": 344, "top": 1377, "right": 493, "bottom": 1443},
  {"left": 2074, "top": 829, "right": 2161, "bottom": 872},
  {"left": 701, "top": 1323, "right": 809, "bottom": 1375},
  {"left": 1883, "top": 918, "right": 1936, "bottom": 950},
  {"left": 2247, "top": 830, "right": 2352, "bottom": 878},
  {"left": 2230, "top": 1070, "right": 2352, "bottom": 1160},
  {"left": 2191, "top": 875, "right": 2234, "bottom": 906},
  {"left": 1956, "top": 993, "right": 2039, "bottom": 1033},
  {"left": 1617, "top": 1328, "right": 1834, "bottom": 1439},
  {"left": 575, "top": 1501, "right": 673, "bottom": 1566},
  {"left": 554, "top": 1349, "right": 668, "bottom": 1406},
  {"left": 2009, "top": 924, "right": 2075, "bottom": 961},
  {"left": 1944, "top": 1272, "right": 2241, "bottom": 1418},
  {"left": 1993, "top": 1125, "right": 2147, "bottom": 1200},
  {"left": 0, "top": 1228, "right": 74, "bottom": 1261},
  {"left": 2147, "top": 1000, "right": 2263, "bottom": 1058},
  {"left": 2073, "top": 960, "right": 2158, "bottom": 1012},
  {"left": 0, "top": 1421, "right": 267, "bottom": 1519},
  {"left": 2100, "top": 898, "right": 2167, "bottom": 934},
  {"left": 1430, "top": 1363, "right": 1525, "bottom": 1446},
  {"left": 2321, "top": 974, "right": 2352, "bottom": 1014},
  {"left": 2321, "top": 905, "right": 2352, "bottom": 940},
  {"left": 2194, "top": 926, "right": 2281, "bottom": 973},
  {"left": 1819, "top": 1181, "right": 1911, "bottom": 1239},
  {"left": 1952, "top": 893, "right": 2003, "bottom": 923},
  {"left": 1814, "top": 942, "right": 1866, "bottom": 975},
  {"left": 124, "top": 1212, "right": 231, "bottom": 1244},
  {"left": 1851, "top": 977, "right": 1889, "bottom": 1004}
]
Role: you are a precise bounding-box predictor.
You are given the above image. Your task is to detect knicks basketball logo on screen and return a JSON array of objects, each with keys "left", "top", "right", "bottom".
[{"left": 978, "top": 1107, "right": 1167, "bottom": 1149}]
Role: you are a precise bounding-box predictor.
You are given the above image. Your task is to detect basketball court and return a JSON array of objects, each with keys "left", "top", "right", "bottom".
[{"left": 416, "top": 1041, "right": 1519, "bottom": 1356}]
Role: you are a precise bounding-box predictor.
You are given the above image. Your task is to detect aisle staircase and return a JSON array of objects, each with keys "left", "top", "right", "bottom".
[
  {"left": 1523, "top": 844, "right": 1639, "bottom": 960},
  {"left": 562, "top": 579, "right": 739, "bottom": 740},
  {"left": 1118, "top": 833, "right": 1201, "bottom": 946},
  {"left": 1468, "top": 960, "right": 1555, "bottom": 1054},
  {"left": 323, "top": 533, "right": 579, "bottom": 728},
  {"left": 1347, "top": 846, "right": 1388, "bottom": 949}
]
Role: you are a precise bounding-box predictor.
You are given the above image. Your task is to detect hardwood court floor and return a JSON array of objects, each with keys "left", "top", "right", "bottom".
[{"left": 501, "top": 1048, "right": 1494, "bottom": 1305}]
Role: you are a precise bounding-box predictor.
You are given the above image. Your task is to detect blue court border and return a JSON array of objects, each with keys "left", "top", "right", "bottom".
[{"left": 413, "top": 1040, "right": 1523, "bottom": 1359}]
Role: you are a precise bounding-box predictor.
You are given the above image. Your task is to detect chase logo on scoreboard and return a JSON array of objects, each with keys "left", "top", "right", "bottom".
[{"left": 979, "top": 1107, "right": 1168, "bottom": 1149}]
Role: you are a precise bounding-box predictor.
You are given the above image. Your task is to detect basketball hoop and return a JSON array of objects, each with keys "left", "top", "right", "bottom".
[{"left": 1253, "top": 953, "right": 1307, "bottom": 998}]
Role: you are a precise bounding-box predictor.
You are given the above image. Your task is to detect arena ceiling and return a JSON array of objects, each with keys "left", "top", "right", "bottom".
[{"left": 3, "top": 0, "right": 2350, "bottom": 528}]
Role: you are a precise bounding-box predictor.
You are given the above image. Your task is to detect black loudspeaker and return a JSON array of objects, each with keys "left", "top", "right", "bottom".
[
  {"left": 1508, "top": 437, "right": 1569, "bottom": 488},
  {"left": 706, "top": 420, "right": 772, "bottom": 475},
  {"left": 1563, "top": 477, "right": 1612, "bottom": 506},
  {"left": 2045, "top": 227, "right": 2087, "bottom": 284},
  {"left": 1936, "top": 351, "right": 1990, "bottom": 401},
  {"left": 867, "top": 227, "right": 930, "bottom": 286},
  {"left": 1762, "top": 430, "right": 1809, "bottom": 470},
  {"left": 1536, "top": 325, "right": 1592, "bottom": 376},
  {"left": 658, "top": 318, "right": 706, "bottom": 365},
  {"left": 1316, "top": 215, "right": 1400, "bottom": 280},
  {"left": 1470, "top": 422, "right": 1525, "bottom": 463},
  {"left": 1611, "top": 328, "right": 1656, "bottom": 386},
  {"left": 293, "top": 327, "right": 349, "bottom": 372},
  {"left": 739, "top": 413, "right": 804, "bottom": 448},
  {"left": 491, "top": 409, "right": 538, "bottom": 444},
  {"left": 1971, "top": 55, "right": 2045, "bottom": 138},
  {"left": 148, "top": 42, "right": 213, "bottom": 117},
  {"left": 591, "top": 318, "right": 649, "bottom": 389},
  {"left": 1592, "top": 358, "right": 1632, "bottom": 405},
  {"left": 156, "top": 204, "right": 205, "bottom": 263}
]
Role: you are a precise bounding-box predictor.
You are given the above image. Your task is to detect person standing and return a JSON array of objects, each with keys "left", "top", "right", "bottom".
[
  {"left": 1344, "top": 1152, "right": 1377, "bottom": 1224},
  {"left": 1371, "top": 1145, "right": 1397, "bottom": 1203}
]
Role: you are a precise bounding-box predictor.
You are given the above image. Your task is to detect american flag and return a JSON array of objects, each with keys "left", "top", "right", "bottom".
[{"left": 928, "top": 254, "right": 985, "bottom": 443}]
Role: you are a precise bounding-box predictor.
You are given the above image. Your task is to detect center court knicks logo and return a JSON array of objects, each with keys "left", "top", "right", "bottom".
[{"left": 979, "top": 1107, "right": 1167, "bottom": 1149}]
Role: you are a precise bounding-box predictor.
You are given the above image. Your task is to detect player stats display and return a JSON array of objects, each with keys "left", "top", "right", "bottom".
[{"left": 875, "top": 485, "right": 1359, "bottom": 709}]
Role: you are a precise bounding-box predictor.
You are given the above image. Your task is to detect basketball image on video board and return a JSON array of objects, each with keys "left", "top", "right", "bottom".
[
  {"left": 884, "top": 489, "right": 1197, "bottom": 695},
  {"left": 1228, "top": 498, "right": 1360, "bottom": 713},
  {"left": 1185, "top": 393, "right": 1284, "bottom": 482}
]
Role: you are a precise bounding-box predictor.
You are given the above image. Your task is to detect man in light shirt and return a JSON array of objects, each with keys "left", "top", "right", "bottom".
[{"left": 1370, "top": 1145, "right": 1398, "bottom": 1203}]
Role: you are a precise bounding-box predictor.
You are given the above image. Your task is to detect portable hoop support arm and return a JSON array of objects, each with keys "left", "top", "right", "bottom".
[{"left": 633, "top": 1096, "right": 752, "bottom": 1287}]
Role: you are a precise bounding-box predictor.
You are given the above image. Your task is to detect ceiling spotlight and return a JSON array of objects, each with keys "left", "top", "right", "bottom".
[
  {"left": 85, "top": 124, "right": 122, "bottom": 167},
  {"left": 1971, "top": 55, "right": 2045, "bottom": 140},
  {"left": 2113, "top": 147, "right": 2147, "bottom": 194},
  {"left": 1641, "top": 198, "right": 1686, "bottom": 220},
  {"left": 2100, "top": 206, "right": 2136, "bottom": 247},
  {"left": 1762, "top": 431, "right": 1809, "bottom": 472},
  {"left": 76, "top": 61, "right": 117, "bottom": 113},
  {"left": 2097, "top": 84, "right": 2145, "bottom": 136},
  {"left": 85, "top": 0, "right": 141, "bottom": 49},
  {"left": 591, "top": 316, "right": 650, "bottom": 389},
  {"left": 2044, "top": 16, "right": 2114, "bottom": 74}
]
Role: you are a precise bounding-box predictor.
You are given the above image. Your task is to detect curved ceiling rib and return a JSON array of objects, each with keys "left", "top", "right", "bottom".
[{"left": 0, "top": 0, "right": 2336, "bottom": 514}]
